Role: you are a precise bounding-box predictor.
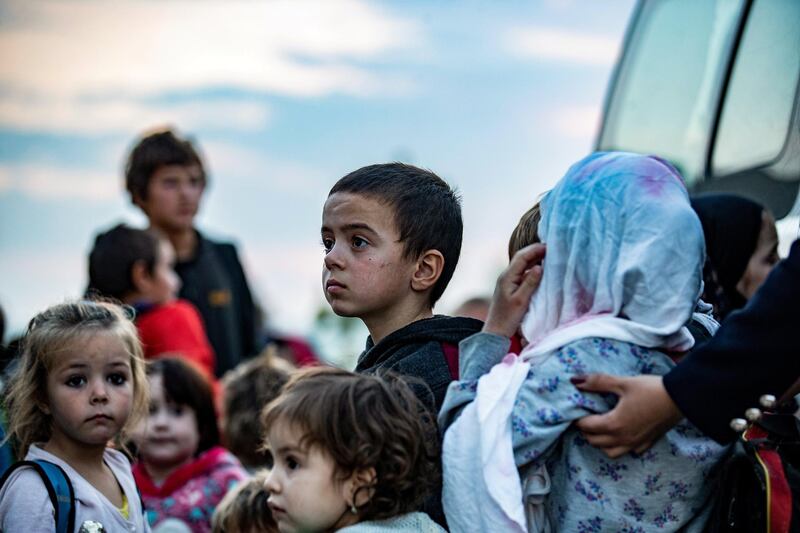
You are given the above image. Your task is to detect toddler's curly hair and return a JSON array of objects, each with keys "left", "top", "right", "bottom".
[{"left": 261, "top": 366, "right": 438, "bottom": 520}]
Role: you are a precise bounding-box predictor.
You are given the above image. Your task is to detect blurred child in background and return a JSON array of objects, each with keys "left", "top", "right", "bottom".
[
  {"left": 211, "top": 470, "right": 277, "bottom": 533},
  {"left": 133, "top": 357, "right": 247, "bottom": 532},
  {"left": 89, "top": 223, "right": 216, "bottom": 381},
  {"left": 0, "top": 301, "right": 149, "bottom": 531},
  {"left": 220, "top": 350, "right": 292, "bottom": 471}
]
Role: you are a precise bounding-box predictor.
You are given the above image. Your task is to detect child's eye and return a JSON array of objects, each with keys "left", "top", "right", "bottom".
[
  {"left": 286, "top": 456, "right": 300, "bottom": 470},
  {"left": 65, "top": 375, "right": 86, "bottom": 388},
  {"left": 170, "top": 405, "right": 185, "bottom": 416},
  {"left": 352, "top": 236, "right": 368, "bottom": 249},
  {"left": 107, "top": 373, "right": 127, "bottom": 386},
  {"left": 321, "top": 237, "right": 334, "bottom": 254}
]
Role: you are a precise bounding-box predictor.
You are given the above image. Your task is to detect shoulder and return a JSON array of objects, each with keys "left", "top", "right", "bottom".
[
  {"left": 0, "top": 465, "right": 55, "bottom": 526},
  {"left": 169, "top": 300, "right": 205, "bottom": 322},
  {"left": 200, "top": 234, "right": 241, "bottom": 260},
  {"left": 103, "top": 447, "right": 134, "bottom": 474}
]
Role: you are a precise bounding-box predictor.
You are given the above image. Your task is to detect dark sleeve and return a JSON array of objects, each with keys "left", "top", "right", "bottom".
[
  {"left": 217, "top": 243, "right": 258, "bottom": 358},
  {"left": 664, "top": 239, "right": 800, "bottom": 444}
]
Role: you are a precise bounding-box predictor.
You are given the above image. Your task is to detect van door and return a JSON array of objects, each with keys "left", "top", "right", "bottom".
[{"left": 597, "top": 0, "right": 800, "bottom": 252}]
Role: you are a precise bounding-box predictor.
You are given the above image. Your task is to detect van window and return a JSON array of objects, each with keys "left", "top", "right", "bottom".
[
  {"left": 712, "top": 0, "right": 800, "bottom": 177},
  {"left": 599, "top": 0, "right": 746, "bottom": 184}
]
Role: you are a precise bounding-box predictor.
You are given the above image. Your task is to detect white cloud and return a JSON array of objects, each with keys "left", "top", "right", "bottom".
[
  {"left": 0, "top": 163, "right": 119, "bottom": 201},
  {"left": 0, "top": 0, "right": 418, "bottom": 99},
  {"left": 504, "top": 26, "right": 619, "bottom": 66},
  {"left": 548, "top": 104, "right": 601, "bottom": 139},
  {"left": 0, "top": 96, "right": 270, "bottom": 134},
  {"left": 202, "top": 141, "right": 326, "bottom": 193}
]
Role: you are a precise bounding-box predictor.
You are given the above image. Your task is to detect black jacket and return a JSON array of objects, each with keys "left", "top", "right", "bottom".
[
  {"left": 356, "top": 315, "right": 482, "bottom": 528},
  {"left": 174, "top": 231, "right": 257, "bottom": 376},
  {"left": 664, "top": 239, "right": 800, "bottom": 443},
  {"left": 356, "top": 315, "right": 483, "bottom": 412}
]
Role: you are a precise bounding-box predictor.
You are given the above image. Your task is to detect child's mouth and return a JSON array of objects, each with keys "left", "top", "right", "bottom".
[{"left": 326, "top": 279, "right": 346, "bottom": 293}]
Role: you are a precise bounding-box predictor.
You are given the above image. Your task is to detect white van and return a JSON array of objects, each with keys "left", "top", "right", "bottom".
[{"left": 597, "top": 0, "right": 800, "bottom": 254}]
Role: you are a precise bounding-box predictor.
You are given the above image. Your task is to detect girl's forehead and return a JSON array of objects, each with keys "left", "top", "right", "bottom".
[{"left": 50, "top": 330, "right": 132, "bottom": 371}]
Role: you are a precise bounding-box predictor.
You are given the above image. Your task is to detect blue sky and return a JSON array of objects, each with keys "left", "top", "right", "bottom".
[{"left": 0, "top": 0, "right": 635, "bottom": 344}]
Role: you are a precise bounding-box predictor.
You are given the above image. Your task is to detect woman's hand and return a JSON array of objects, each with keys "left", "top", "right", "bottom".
[
  {"left": 483, "top": 243, "right": 546, "bottom": 338},
  {"left": 572, "top": 374, "right": 683, "bottom": 458}
]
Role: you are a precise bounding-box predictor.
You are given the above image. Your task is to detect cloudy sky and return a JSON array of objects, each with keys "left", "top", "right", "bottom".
[{"left": 0, "top": 0, "right": 635, "bottom": 345}]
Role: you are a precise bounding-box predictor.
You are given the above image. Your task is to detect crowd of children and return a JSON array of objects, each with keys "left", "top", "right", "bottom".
[{"left": 0, "top": 126, "right": 793, "bottom": 532}]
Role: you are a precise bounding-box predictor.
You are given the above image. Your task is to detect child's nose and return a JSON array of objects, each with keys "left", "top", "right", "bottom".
[
  {"left": 264, "top": 468, "right": 281, "bottom": 494},
  {"left": 89, "top": 379, "right": 109, "bottom": 404},
  {"left": 324, "top": 243, "right": 345, "bottom": 270}
]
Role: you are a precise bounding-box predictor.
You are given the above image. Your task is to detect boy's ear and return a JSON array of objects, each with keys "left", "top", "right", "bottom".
[
  {"left": 346, "top": 467, "right": 377, "bottom": 509},
  {"left": 130, "top": 259, "right": 151, "bottom": 293},
  {"left": 411, "top": 249, "right": 444, "bottom": 294}
]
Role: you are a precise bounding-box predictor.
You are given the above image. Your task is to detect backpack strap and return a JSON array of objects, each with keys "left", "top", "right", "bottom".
[
  {"left": 0, "top": 459, "right": 75, "bottom": 533},
  {"left": 441, "top": 342, "right": 459, "bottom": 380}
]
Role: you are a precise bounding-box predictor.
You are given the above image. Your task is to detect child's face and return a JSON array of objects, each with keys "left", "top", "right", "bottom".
[
  {"left": 736, "top": 210, "right": 780, "bottom": 299},
  {"left": 264, "top": 422, "right": 357, "bottom": 533},
  {"left": 138, "top": 164, "right": 204, "bottom": 233},
  {"left": 321, "top": 192, "right": 418, "bottom": 325},
  {"left": 138, "top": 239, "right": 181, "bottom": 305},
  {"left": 136, "top": 373, "right": 200, "bottom": 470},
  {"left": 45, "top": 331, "right": 134, "bottom": 450}
]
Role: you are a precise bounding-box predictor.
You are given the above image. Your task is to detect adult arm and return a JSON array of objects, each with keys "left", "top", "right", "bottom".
[
  {"left": 663, "top": 239, "right": 800, "bottom": 442},
  {"left": 575, "top": 239, "right": 800, "bottom": 453}
]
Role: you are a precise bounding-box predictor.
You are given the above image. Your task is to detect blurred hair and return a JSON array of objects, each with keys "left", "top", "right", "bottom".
[
  {"left": 508, "top": 201, "right": 542, "bottom": 260},
  {"left": 329, "top": 163, "right": 462, "bottom": 306},
  {"left": 211, "top": 470, "right": 278, "bottom": 533},
  {"left": 3, "top": 300, "right": 148, "bottom": 456},
  {"left": 146, "top": 357, "right": 219, "bottom": 455},
  {"left": 261, "top": 366, "right": 438, "bottom": 521},
  {"left": 125, "top": 128, "right": 206, "bottom": 204},
  {"left": 88, "top": 223, "right": 162, "bottom": 301},
  {"left": 221, "top": 351, "right": 292, "bottom": 468}
]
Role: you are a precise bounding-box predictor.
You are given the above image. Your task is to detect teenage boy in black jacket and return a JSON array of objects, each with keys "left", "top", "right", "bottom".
[{"left": 125, "top": 129, "right": 258, "bottom": 376}]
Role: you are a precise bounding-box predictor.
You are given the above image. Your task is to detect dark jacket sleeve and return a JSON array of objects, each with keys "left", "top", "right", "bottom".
[{"left": 664, "top": 239, "right": 800, "bottom": 444}]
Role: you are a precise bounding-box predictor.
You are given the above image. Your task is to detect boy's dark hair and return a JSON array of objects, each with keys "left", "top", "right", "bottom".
[
  {"left": 88, "top": 224, "right": 161, "bottom": 300},
  {"left": 125, "top": 128, "right": 206, "bottom": 204},
  {"left": 329, "top": 163, "right": 462, "bottom": 306},
  {"left": 221, "top": 353, "right": 291, "bottom": 468},
  {"left": 148, "top": 357, "right": 219, "bottom": 455},
  {"left": 261, "top": 367, "right": 438, "bottom": 521}
]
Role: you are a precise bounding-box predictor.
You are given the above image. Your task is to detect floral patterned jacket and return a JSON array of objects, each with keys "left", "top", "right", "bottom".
[
  {"left": 134, "top": 446, "right": 248, "bottom": 533},
  {"left": 439, "top": 332, "right": 730, "bottom": 533}
]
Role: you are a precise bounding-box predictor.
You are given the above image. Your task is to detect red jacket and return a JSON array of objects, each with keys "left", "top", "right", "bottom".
[{"left": 136, "top": 299, "right": 216, "bottom": 380}]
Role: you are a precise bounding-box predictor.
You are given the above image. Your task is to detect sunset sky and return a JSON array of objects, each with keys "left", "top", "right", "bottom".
[{"left": 0, "top": 0, "right": 635, "bottom": 349}]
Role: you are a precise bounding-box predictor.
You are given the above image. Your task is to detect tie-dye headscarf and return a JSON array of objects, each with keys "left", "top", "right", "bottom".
[
  {"left": 442, "top": 152, "right": 704, "bottom": 532},
  {"left": 522, "top": 151, "right": 703, "bottom": 357}
]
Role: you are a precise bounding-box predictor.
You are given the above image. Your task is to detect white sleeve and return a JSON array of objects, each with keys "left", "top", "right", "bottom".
[{"left": 0, "top": 467, "right": 57, "bottom": 532}]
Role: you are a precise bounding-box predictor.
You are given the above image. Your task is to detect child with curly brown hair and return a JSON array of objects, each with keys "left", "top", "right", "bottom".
[{"left": 262, "top": 367, "right": 444, "bottom": 532}]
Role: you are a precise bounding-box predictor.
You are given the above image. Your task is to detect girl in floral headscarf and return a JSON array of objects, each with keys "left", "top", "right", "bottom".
[{"left": 440, "top": 152, "right": 729, "bottom": 533}]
